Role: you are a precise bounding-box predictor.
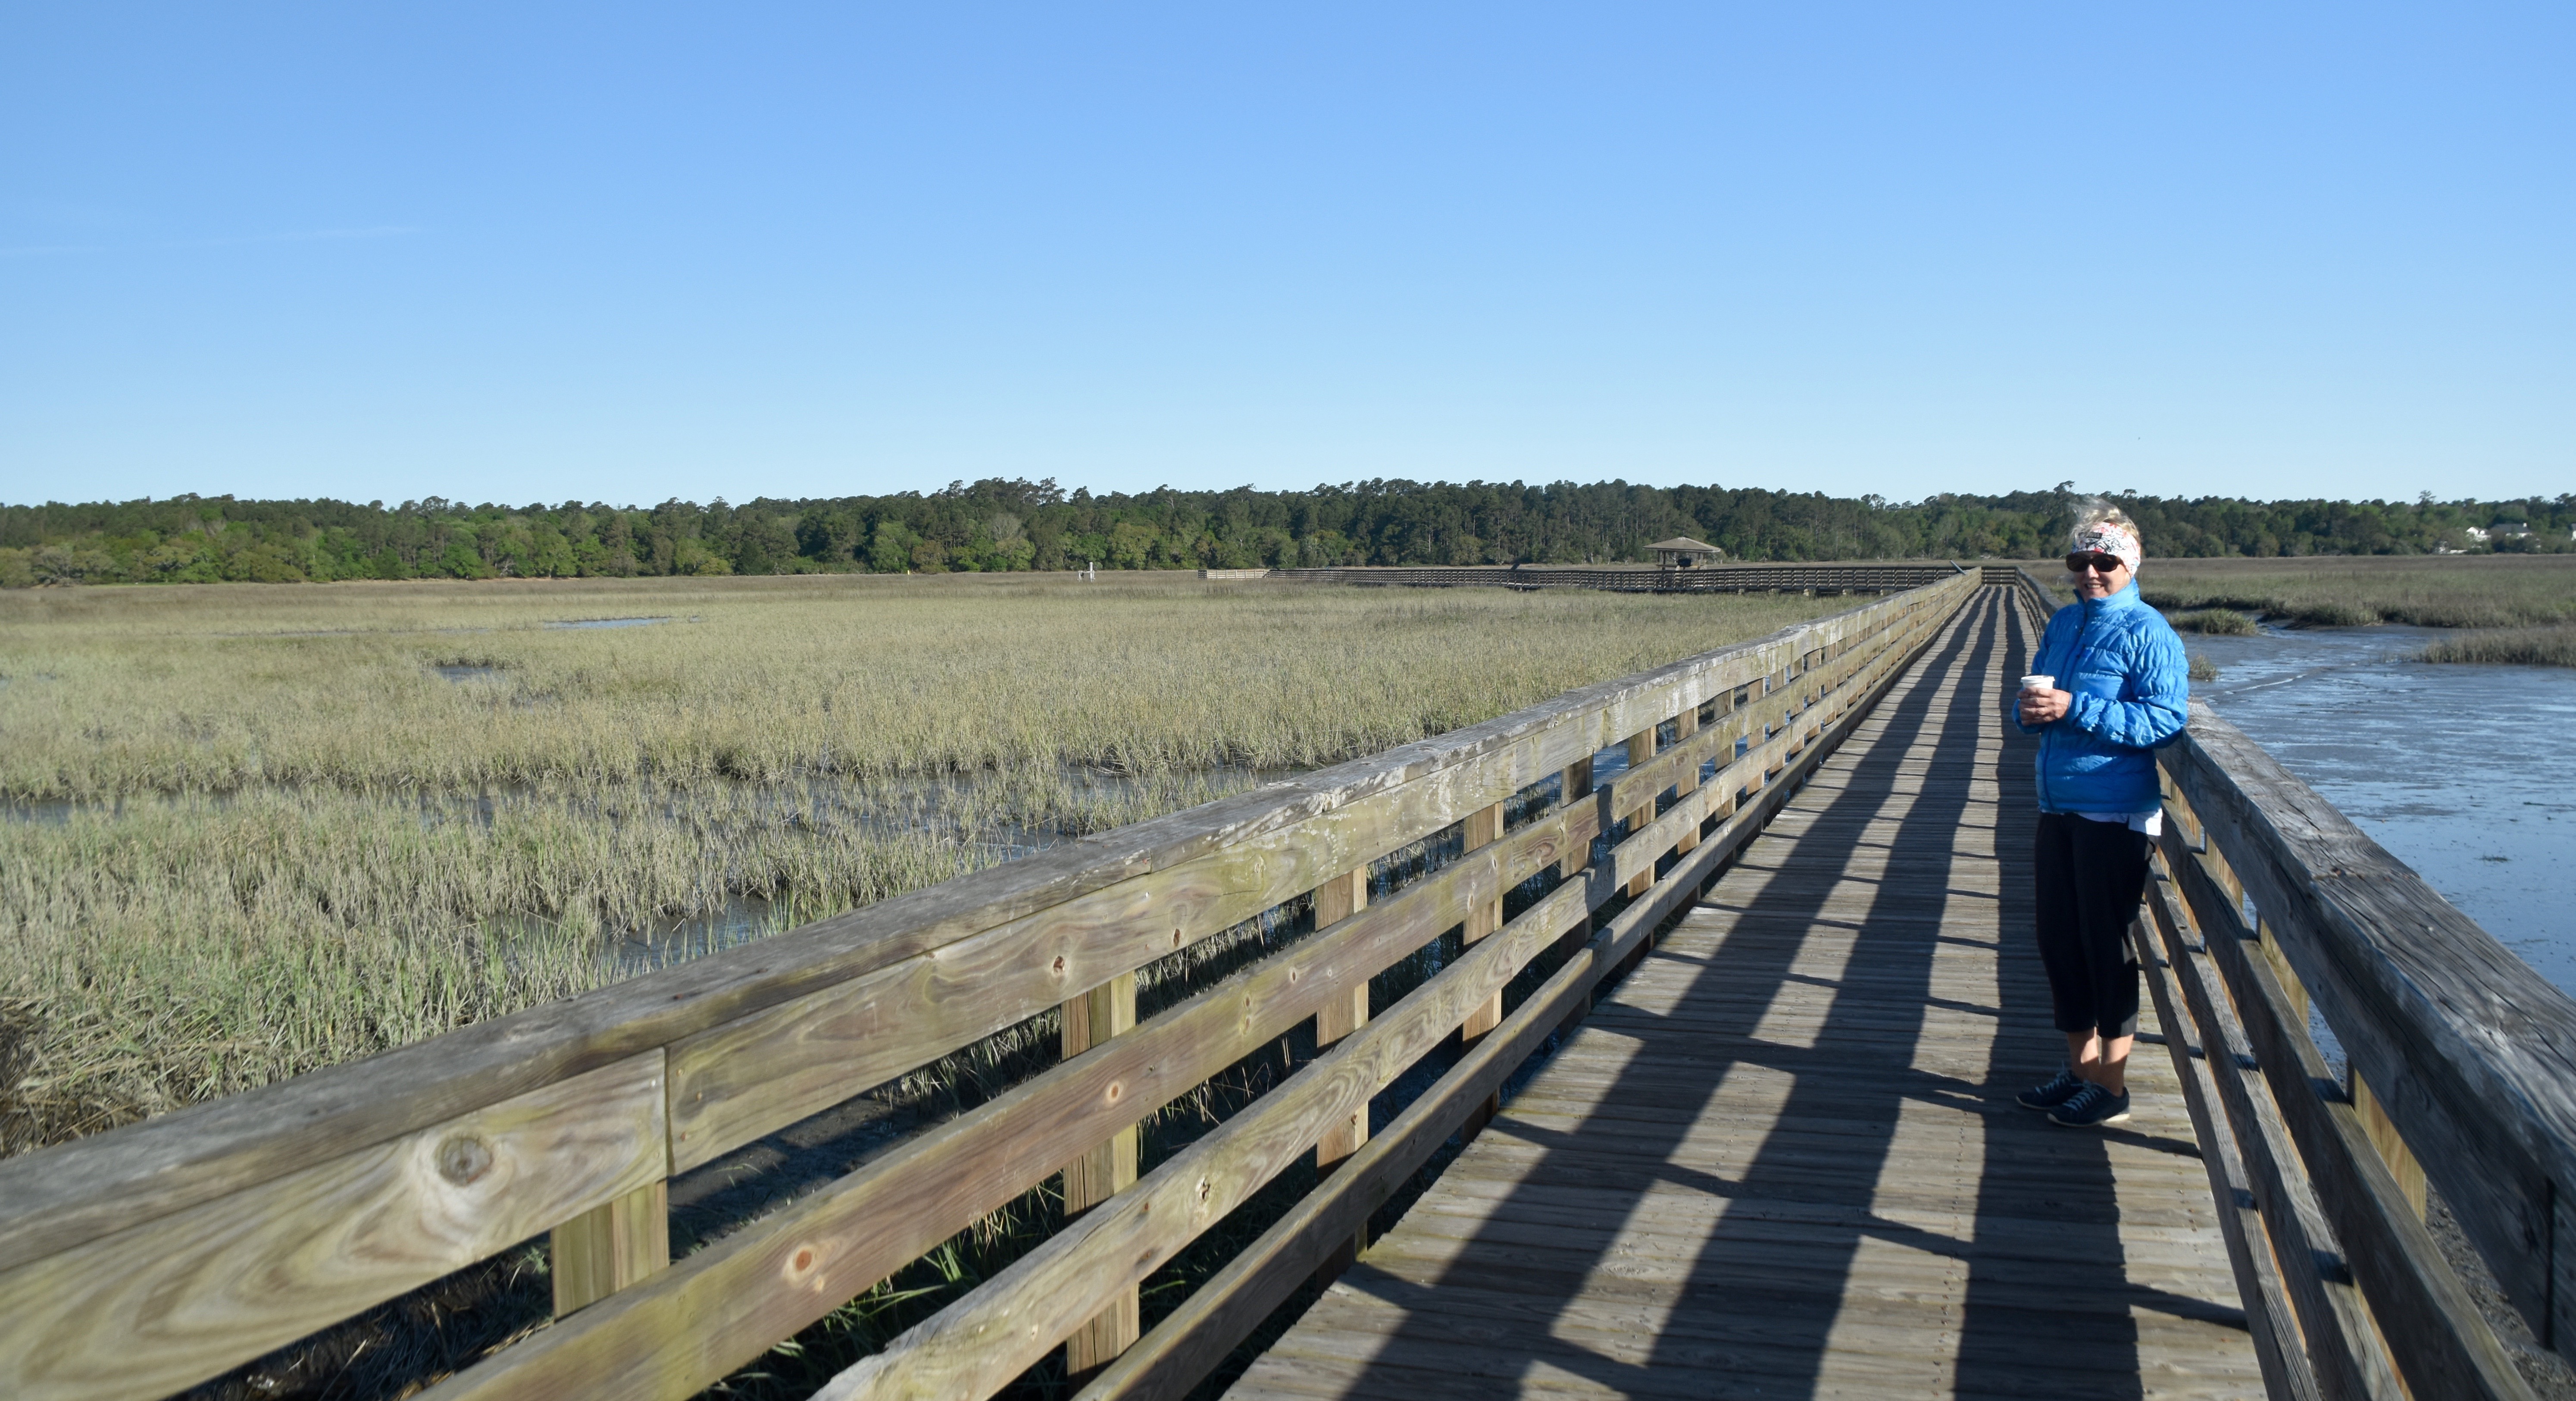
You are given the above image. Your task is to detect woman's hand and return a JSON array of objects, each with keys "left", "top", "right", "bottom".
[{"left": 2018, "top": 686, "right": 2072, "bottom": 726}]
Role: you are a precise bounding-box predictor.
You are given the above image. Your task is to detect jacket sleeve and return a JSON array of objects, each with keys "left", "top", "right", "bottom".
[
  {"left": 2066, "top": 620, "right": 2190, "bottom": 749},
  {"left": 2009, "top": 607, "right": 2066, "bottom": 734}
]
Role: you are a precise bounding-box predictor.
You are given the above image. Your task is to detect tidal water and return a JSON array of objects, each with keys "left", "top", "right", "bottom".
[{"left": 2176, "top": 625, "right": 2576, "bottom": 996}]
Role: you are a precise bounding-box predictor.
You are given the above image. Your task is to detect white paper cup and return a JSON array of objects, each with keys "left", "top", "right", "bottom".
[{"left": 2019, "top": 674, "right": 2055, "bottom": 693}]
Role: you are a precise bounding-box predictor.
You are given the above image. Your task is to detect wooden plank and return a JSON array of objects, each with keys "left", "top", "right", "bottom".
[
  {"left": 1062, "top": 971, "right": 1141, "bottom": 1376},
  {"left": 1312, "top": 867, "right": 1373, "bottom": 1175},
  {"left": 1620, "top": 725, "right": 1658, "bottom": 899},
  {"left": 0, "top": 1053, "right": 667, "bottom": 1401},
  {"left": 1670, "top": 705, "right": 1702, "bottom": 858},
  {"left": 552, "top": 1179, "right": 672, "bottom": 1318},
  {"left": 2350, "top": 1069, "right": 2427, "bottom": 1220},
  {"left": 1459, "top": 802, "right": 1507, "bottom": 1044}
]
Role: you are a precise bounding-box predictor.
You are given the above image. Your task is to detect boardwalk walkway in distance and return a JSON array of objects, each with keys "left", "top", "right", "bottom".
[{"left": 1229, "top": 589, "right": 2263, "bottom": 1400}]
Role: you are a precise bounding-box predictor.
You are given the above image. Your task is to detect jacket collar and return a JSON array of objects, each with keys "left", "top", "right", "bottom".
[{"left": 2079, "top": 578, "right": 2145, "bottom": 615}]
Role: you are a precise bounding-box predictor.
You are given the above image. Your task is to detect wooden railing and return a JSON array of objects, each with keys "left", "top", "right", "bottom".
[
  {"left": 2142, "top": 713, "right": 2573, "bottom": 1401},
  {"left": 1267, "top": 562, "right": 1966, "bottom": 593},
  {"left": 1998, "top": 567, "right": 2569, "bottom": 1399},
  {"left": 1982, "top": 561, "right": 2061, "bottom": 620},
  {"left": 0, "top": 570, "right": 1979, "bottom": 1401}
]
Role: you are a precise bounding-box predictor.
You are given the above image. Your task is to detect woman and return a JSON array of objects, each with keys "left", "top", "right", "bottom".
[{"left": 2009, "top": 509, "right": 2189, "bottom": 1128}]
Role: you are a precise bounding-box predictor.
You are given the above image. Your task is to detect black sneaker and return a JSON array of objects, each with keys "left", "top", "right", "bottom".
[
  {"left": 2016, "top": 1066, "right": 2086, "bottom": 1111},
  {"left": 2048, "top": 1083, "right": 2132, "bottom": 1127}
]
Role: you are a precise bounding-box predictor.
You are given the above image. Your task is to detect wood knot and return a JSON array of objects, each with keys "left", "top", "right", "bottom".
[
  {"left": 435, "top": 1135, "right": 494, "bottom": 1187},
  {"left": 1107, "top": 1081, "right": 1123, "bottom": 1103},
  {"left": 792, "top": 1247, "right": 816, "bottom": 1273},
  {"left": 1051, "top": 955, "right": 1066, "bottom": 976}
]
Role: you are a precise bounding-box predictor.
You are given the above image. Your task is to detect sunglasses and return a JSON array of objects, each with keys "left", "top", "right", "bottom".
[{"left": 2065, "top": 555, "right": 2126, "bottom": 574}]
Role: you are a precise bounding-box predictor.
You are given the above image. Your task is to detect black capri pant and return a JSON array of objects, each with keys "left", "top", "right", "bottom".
[{"left": 2033, "top": 812, "right": 2151, "bottom": 1039}]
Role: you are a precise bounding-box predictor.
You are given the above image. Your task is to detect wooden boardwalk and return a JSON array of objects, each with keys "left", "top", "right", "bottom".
[{"left": 1231, "top": 589, "right": 2264, "bottom": 1400}]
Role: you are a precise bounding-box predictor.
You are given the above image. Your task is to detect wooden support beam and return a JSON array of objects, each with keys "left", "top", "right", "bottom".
[
  {"left": 552, "top": 1180, "right": 672, "bottom": 1319},
  {"left": 1310, "top": 866, "right": 1372, "bottom": 1278},
  {"left": 1669, "top": 706, "right": 1701, "bottom": 858},
  {"left": 2351, "top": 1071, "right": 2429, "bottom": 1221},
  {"left": 1621, "top": 726, "right": 1657, "bottom": 898},
  {"left": 1458, "top": 802, "right": 1507, "bottom": 1137},
  {"left": 1060, "top": 972, "right": 1141, "bottom": 1378},
  {"left": 1554, "top": 756, "right": 1597, "bottom": 1037}
]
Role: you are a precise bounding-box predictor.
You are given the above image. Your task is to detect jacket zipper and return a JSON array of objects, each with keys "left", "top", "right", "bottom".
[{"left": 2039, "top": 595, "right": 2104, "bottom": 813}]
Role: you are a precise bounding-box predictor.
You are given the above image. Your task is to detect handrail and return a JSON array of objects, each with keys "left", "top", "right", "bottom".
[
  {"left": 2143, "top": 703, "right": 2567, "bottom": 1399},
  {"left": 1980, "top": 562, "right": 2060, "bottom": 629},
  {"left": 1268, "top": 562, "right": 1964, "bottom": 592},
  {"left": 0, "top": 569, "right": 1982, "bottom": 1400}
]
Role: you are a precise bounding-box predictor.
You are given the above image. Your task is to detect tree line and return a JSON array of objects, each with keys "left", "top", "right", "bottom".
[{"left": 3, "top": 479, "right": 2569, "bottom": 587}]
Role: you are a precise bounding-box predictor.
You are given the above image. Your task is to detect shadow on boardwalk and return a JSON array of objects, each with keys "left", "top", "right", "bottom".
[{"left": 1229, "top": 591, "right": 2258, "bottom": 1401}]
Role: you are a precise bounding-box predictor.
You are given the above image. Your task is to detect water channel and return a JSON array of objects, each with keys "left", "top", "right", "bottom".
[{"left": 2177, "top": 624, "right": 2576, "bottom": 997}]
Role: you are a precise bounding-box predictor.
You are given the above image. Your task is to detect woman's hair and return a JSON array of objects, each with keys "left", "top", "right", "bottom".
[
  {"left": 2065, "top": 499, "right": 2144, "bottom": 577},
  {"left": 2069, "top": 500, "right": 2138, "bottom": 543}
]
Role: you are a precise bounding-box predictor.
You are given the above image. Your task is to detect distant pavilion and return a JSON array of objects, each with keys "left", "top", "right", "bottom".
[{"left": 1648, "top": 536, "right": 1723, "bottom": 569}]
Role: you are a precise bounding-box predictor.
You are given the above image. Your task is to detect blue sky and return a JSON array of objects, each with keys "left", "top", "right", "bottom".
[{"left": 3, "top": 3, "right": 2567, "bottom": 507}]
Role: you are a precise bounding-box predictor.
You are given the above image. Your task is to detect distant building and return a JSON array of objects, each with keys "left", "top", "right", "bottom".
[
  {"left": 1648, "top": 536, "right": 1723, "bottom": 569},
  {"left": 2464, "top": 526, "right": 2491, "bottom": 542},
  {"left": 2495, "top": 522, "right": 2532, "bottom": 539}
]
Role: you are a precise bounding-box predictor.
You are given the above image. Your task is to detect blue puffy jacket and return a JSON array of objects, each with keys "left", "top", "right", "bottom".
[{"left": 2011, "top": 579, "right": 2190, "bottom": 814}]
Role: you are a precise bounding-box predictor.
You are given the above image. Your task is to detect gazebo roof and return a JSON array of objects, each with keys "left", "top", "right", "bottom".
[{"left": 1647, "top": 536, "right": 1719, "bottom": 553}]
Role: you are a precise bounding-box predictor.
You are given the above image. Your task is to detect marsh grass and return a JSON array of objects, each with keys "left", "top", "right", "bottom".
[
  {"left": 2169, "top": 608, "right": 2256, "bottom": 635},
  {"left": 1, "top": 574, "right": 1831, "bottom": 1156},
  {"left": 2122, "top": 555, "right": 2576, "bottom": 629},
  {"left": 2419, "top": 625, "right": 2576, "bottom": 668},
  {"left": 0, "top": 572, "right": 1832, "bottom": 799}
]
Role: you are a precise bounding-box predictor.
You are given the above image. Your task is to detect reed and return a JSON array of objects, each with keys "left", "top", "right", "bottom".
[
  {"left": 2418, "top": 625, "right": 2576, "bottom": 668},
  {"left": 2123, "top": 555, "right": 2576, "bottom": 629},
  {"left": 2168, "top": 607, "right": 2256, "bottom": 635},
  {"left": 0, "top": 572, "right": 1831, "bottom": 800}
]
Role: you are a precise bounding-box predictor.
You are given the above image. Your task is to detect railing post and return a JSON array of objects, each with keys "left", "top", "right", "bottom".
[
  {"left": 1459, "top": 801, "right": 1507, "bottom": 1136},
  {"left": 550, "top": 1181, "right": 671, "bottom": 1318},
  {"left": 1621, "top": 724, "right": 1658, "bottom": 898},
  {"left": 1061, "top": 971, "right": 1140, "bottom": 1377},
  {"left": 2351, "top": 1069, "right": 2430, "bottom": 1220},
  {"left": 1552, "top": 755, "right": 1598, "bottom": 1000},
  {"left": 1311, "top": 865, "right": 1371, "bottom": 1278},
  {"left": 1670, "top": 705, "right": 1701, "bottom": 858}
]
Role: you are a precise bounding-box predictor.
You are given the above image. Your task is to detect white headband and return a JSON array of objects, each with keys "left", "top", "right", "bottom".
[{"left": 2069, "top": 520, "right": 2142, "bottom": 573}]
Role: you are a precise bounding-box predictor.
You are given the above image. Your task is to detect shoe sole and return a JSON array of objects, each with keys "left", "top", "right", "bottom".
[{"left": 2049, "top": 1108, "right": 2132, "bottom": 1127}]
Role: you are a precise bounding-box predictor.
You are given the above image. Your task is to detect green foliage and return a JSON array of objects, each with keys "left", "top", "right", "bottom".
[
  {"left": 2138, "top": 555, "right": 2576, "bottom": 629},
  {"left": 2419, "top": 625, "right": 2576, "bottom": 668},
  {"left": 8, "top": 482, "right": 2570, "bottom": 589},
  {"left": 2168, "top": 608, "right": 2257, "bottom": 635}
]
